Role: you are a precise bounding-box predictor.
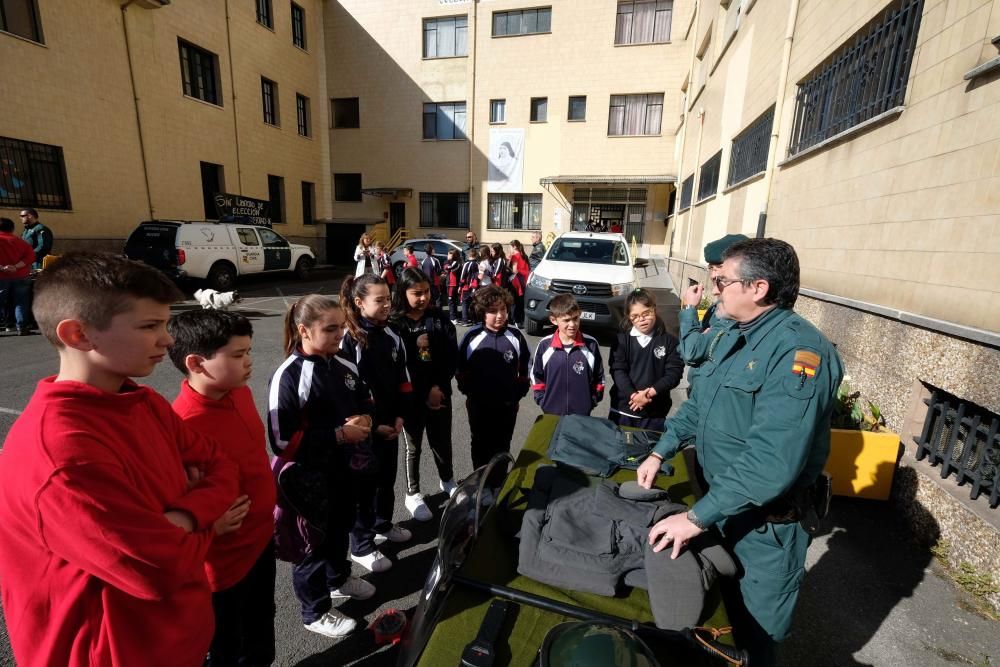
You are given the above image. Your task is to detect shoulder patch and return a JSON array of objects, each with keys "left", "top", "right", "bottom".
[{"left": 791, "top": 350, "right": 820, "bottom": 377}]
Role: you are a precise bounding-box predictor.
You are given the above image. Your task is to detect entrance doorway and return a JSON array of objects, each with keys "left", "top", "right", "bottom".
[
  {"left": 390, "top": 202, "right": 405, "bottom": 236},
  {"left": 200, "top": 162, "right": 224, "bottom": 219},
  {"left": 325, "top": 223, "right": 367, "bottom": 268}
]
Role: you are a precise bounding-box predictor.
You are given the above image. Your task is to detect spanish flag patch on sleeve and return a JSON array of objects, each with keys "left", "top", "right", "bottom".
[{"left": 791, "top": 350, "right": 820, "bottom": 377}]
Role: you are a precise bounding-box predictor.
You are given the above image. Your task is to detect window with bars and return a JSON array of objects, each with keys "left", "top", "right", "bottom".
[
  {"left": 261, "top": 78, "right": 278, "bottom": 125},
  {"left": 334, "top": 173, "right": 362, "bottom": 202},
  {"left": 490, "top": 99, "right": 506, "bottom": 123},
  {"left": 568, "top": 96, "right": 587, "bottom": 121},
  {"left": 301, "top": 181, "right": 314, "bottom": 225},
  {"left": 332, "top": 97, "right": 360, "bottom": 128},
  {"left": 179, "top": 39, "right": 221, "bottom": 106},
  {"left": 789, "top": 0, "right": 923, "bottom": 156},
  {"left": 608, "top": 93, "right": 663, "bottom": 136},
  {"left": 487, "top": 194, "right": 542, "bottom": 230},
  {"left": 256, "top": 0, "right": 273, "bottom": 28},
  {"left": 420, "top": 193, "right": 469, "bottom": 228},
  {"left": 697, "top": 151, "right": 722, "bottom": 201},
  {"left": 1, "top": 0, "right": 43, "bottom": 42},
  {"left": 291, "top": 2, "right": 306, "bottom": 49},
  {"left": 267, "top": 174, "right": 285, "bottom": 223},
  {"left": 728, "top": 105, "right": 774, "bottom": 186},
  {"left": 423, "top": 102, "right": 467, "bottom": 140},
  {"left": 0, "top": 136, "right": 71, "bottom": 210},
  {"left": 493, "top": 7, "right": 551, "bottom": 36},
  {"left": 296, "top": 94, "right": 310, "bottom": 137},
  {"left": 615, "top": 0, "right": 672, "bottom": 45},
  {"left": 678, "top": 174, "right": 693, "bottom": 210},
  {"left": 423, "top": 15, "right": 468, "bottom": 58},
  {"left": 530, "top": 97, "right": 548, "bottom": 122}
]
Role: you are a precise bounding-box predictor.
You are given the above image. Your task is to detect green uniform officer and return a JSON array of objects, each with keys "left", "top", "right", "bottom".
[{"left": 638, "top": 238, "right": 843, "bottom": 665}]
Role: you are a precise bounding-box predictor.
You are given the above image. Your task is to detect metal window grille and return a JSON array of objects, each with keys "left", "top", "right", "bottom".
[
  {"left": 788, "top": 0, "right": 923, "bottom": 156},
  {"left": 0, "top": 136, "right": 71, "bottom": 210},
  {"left": 487, "top": 193, "right": 542, "bottom": 230},
  {"left": 291, "top": 3, "right": 305, "bottom": 48},
  {"left": 493, "top": 7, "right": 551, "bottom": 36},
  {"left": 420, "top": 193, "right": 470, "bottom": 228},
  {"left": 262, "top": 78, "right": 277, "bottom": 125},
  {"left": 728, "top": 105, "right": 774, "bottom": 186},
  {"left": 332, "top": 98, "right": 360, "bottom": 128},
  {"left": 615, "top": 0, "right": 672, "bottom": 45},
  {"left": 914, "top": 389, "right": 1000, "bottom": 508},
  {"left": 697, "top": 150, "right": 722, "bottom": 201},
  {"left": 256, "top": 0, "right": 272, "bottom": 28},
  {"left": 296, "top": 94, "right": 309, "bottom": 136},
  {"left": 678, "top": 174, "right": 693, "bottom": 210},
  {"left": 179, "top": 40, "right": 220, "bottom": 105},
  {"left": 1, "top": 0, "right": 43, "bottom": 42},
  {"left": 267, "top": 175, "right": 284, "bottom": 223}
]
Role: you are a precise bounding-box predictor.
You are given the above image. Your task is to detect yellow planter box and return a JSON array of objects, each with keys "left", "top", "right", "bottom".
[{"left": 824, "top": 429, "right": 901, "bottom": 500}]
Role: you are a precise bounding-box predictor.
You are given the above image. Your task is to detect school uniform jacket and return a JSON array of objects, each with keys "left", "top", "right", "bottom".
[
  {"left": 0, "top": 378, "right": 240, "bottom": 667},
  {"left": 530, "top": 332, "right": 605, "bottom": 416},
  {"left": 173, "top": 382, "right": 277, "bottom": 592},
  {"left": 390, "top": 308, "right": 458, "bottom": 402},
  {"left": 338, "top": 318, "right": 413, "bottom": 429},
  {"left": 457, "top": 324, "right": 531, "bottom": 405},
  {"left": 608, "top": 325, "right": 685, "bottom": 420},
  {"left": 459, "top": 259, "right": 480, "bottom": 295}
]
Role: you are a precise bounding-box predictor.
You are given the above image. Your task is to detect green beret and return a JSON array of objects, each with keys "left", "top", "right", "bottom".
[{"left": 703, "top": 234, "right": 749, "bottom": 265}]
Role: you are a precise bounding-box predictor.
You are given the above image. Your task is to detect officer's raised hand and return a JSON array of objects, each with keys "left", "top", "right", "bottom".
[
  {"left": 636, "top": 453, "right": 663, "bottom": 489},
  {"left": 649, "top": 513, "right": 704, "bottom": 559}
]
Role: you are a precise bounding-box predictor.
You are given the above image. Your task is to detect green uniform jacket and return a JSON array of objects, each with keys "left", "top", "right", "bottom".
[{"left": 653, "top": 306, "right": 843, "bottom": 639}]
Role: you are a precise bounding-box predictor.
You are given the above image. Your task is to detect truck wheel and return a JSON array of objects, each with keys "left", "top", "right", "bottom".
[
  {"left": 295, "top": 256, "right": 314, "bottom": 280},
  {"left": 524, "top": 317, "right": 542, "bottom": 336},
  {"left": 393, "top": 261, "right": 405, "bottom": 279},
  {"left": 207, "top": 262, "right": 237, "bottom": 292}
]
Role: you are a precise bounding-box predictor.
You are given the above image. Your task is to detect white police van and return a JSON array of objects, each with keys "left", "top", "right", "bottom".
[{"left": 124, "top": 220, "right": 316, "bottom": 291}]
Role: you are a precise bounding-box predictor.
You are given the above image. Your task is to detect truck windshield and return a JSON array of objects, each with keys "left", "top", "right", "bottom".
[{"left": 547, "top": 239, "right": 628, "bottom": 265}]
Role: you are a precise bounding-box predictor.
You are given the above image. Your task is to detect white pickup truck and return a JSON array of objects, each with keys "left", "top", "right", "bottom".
[{"left": 124, "top": 220, "right": 316, "bottom": 291}]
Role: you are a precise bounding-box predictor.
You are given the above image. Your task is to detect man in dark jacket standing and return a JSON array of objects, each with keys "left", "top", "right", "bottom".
[
  {"left": 528, "top": 231, "right": 546, "bottom": 270},
  {"left": 20, "top": 208, "right": 52, "bottom": 270}
]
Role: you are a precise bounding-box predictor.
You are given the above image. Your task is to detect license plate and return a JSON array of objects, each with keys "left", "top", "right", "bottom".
[{"left": 581, "top": 311, "right": 596, "bottom": 320}]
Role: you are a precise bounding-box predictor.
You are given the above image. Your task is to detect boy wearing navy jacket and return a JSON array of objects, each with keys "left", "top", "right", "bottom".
[
  {"left": 457, "top": 286, "right": 531, "bottom": 469},
  {"left": 458, "top": 247, "right": 480, "bottom": 325},
  {"left": 530, "top": 294, "right": 605, "bottom": 416}
]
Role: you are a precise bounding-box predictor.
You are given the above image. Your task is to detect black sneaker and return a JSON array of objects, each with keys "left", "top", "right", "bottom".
[{"left": 17, "top": 329, "right": 31, "bottom": 336}]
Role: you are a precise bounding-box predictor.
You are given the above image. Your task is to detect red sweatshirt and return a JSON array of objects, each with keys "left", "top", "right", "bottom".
[
  {"left": 0, "top": 378, "right": 240, "bottom": 667},
  {"left": 172, "top": 381, "right": 277, "bottom": 591},
  {"left": 0, "top": 231, "right": 35, "bottom": 279}
]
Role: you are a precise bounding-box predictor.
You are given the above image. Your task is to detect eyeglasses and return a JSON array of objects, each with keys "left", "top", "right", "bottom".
[
  {"left": 712, "top": 276, "right": 745, "bottom": 291},
  {"left": 628, "top": 309, "right": 656, "bottom": 322}
]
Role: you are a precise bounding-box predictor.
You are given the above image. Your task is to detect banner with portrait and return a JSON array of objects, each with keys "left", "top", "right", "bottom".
[{"left": 487, "top": 128, "right": 525, "bottom": 193}]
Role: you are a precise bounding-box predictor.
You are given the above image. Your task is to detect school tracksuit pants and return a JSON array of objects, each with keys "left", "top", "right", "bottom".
[
  {"left": 209, "top": 543, "right": 277, "bottom": 666},
  {"left": 350, "top": 435, "right": 399, "bottom": 557},
  {"left": 403, "top": 400, "right": 454, "bottom": 495},
  {"left": 467, "top": 399, "right": 519, "bottom": 470}
]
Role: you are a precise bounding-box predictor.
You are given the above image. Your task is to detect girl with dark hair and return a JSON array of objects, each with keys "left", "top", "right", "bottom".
[
  {"left": 443, "top": 248, "right": 462, "bottom": 323},
  {"left": 338, "top": 274, "right": 413, "bottom": 574},
  {"left": 487, "top": 242, "right": 511, "bottom": 295},
  {"left": 389, "top": 268, "right": 459, "bottom": 523},
  {"left": 607, "top": 288, "right": 685, "bottom": 431},
  {"left": 269, "top": 294, "right": 376, "bottom": 638},
  {"left": 353, "top": 233, "right": 375, "bottom": 277},
  {"left": 508, "top": 239, "right": 529, "bottom": 326},
  {"left": 478, "top": 246, "right": 492, "bottom": 286}
]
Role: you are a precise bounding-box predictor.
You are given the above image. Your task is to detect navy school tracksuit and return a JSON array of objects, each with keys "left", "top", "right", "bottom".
[
  {"left": 608, "top": 325, "right": 685, "bottom": 431},
  {"left": 338, "top": 319, "right": 413, "bottom": 557},
  {"left": 530, "top": 332, "right": 605, "bottom": 417},
  {"left": 458, "top": 259, "right": 480, "bottom": 322},
  {"left": 457, "top": 324, "right": 531, "bottom": 469},
  {"left": 390, "top": 308, "right": 458, "bottom": 495},
  {"left": 267, "top": 348, "right": 374, "bottom": 624}
]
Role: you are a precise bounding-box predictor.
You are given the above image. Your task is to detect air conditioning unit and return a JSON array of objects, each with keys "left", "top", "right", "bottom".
[{"left": 131, "top": 0, "right": 171, "bottom": 8}]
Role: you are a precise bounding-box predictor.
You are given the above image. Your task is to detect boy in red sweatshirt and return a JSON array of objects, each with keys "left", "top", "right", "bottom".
[
  {"left": 168, "top": 309, "right": 278, "bottom": 667},
  {"left": 0, "top": 252, "right": 242, "bottom": 667}
]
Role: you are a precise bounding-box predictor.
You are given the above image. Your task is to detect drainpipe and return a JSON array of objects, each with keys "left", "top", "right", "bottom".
[
  {"left": 676, "top": 0, "right": 701, "bottom": 263},
  {"left": 224, "top": 0, "right": 244, "bottom": 193},
  {"left": 682, "top": 105, "right": 706, "bottom": 263},
  {"left": 757, "top": 0, "right": 801, "bottom": 238},
  {"left": 468, "top": 0, "right": 479, "bottom": 235},
  {"left": 120, "top": 0, "right": 157, "bottom": 219}
]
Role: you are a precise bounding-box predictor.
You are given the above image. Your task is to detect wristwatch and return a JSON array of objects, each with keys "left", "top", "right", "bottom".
[{"left": 682, "top": 304, "right": 697, "bottom": 310}]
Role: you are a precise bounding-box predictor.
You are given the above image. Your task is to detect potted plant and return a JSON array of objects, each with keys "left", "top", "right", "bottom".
[
  {"left": 823, "top": 379, "right": 901, "bottom": 500},
  {"left": 696, "top": 294, "right": 713, "bottom": 323}
]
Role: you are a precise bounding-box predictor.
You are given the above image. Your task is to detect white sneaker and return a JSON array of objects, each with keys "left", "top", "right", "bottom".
[
  {"left": 440, "top": 479, "right": 458, "bottom": 498},
  {"left": 405, "top": 493, "right": 433, "bottom": 522},
  {"left": 304, "top": 609, "right": 357, "bottom": 638},
  {"left": 351, "top": 549, "right": 393, "bottom": 573},
  {"left": 377, "top": 524, "right": 413, "bottom": 543},
  {"left": 330, "top": 575, "right": 376, "bottom": 601}
]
